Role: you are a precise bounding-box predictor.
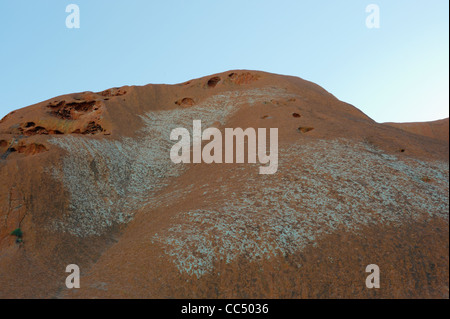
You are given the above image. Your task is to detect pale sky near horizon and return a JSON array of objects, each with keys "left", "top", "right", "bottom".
[{"left": 0, "top": 0, "right": 448, "bottom": 123}]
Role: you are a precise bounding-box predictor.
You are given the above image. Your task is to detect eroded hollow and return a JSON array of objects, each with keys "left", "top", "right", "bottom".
[
  {"left": 207, "top": 76, "right": 221, "bottom": 88},
  {"left": 228, "top": 72, "right": 259, "bottom": 85},
  {"left": 98, "top": 88, "right": 127, "bottom": 97},
  {"left": 17, "top": 143, "right": 48, "bottom": 155},
  {"left": 175, "top": 98, "right": 195, "bottom": 107},
  {"left": 24, "top": 126, "right": 49, "bottom": 136},
  {"left": 48, "top": 130, "right": 64, "bottom": 135},
  {"left": 48, "top": 100, "right": 99, "bottom": 120},
  {"left": 298, "top": 127, "right": 314, "bottom": 133},
  {"left": 82, "top": 121, "right": 104, "bottom": 135},
  {"left": 67, "top": 101, "right": 97, "bottom": 112},
  {"left": 292, "top": 113, "right": 301, "bottom": 118}
]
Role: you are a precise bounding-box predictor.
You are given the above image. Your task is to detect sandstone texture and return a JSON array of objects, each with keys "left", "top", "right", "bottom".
[{"left": 0, "top": 70, "right": 448, "bottom": 298}]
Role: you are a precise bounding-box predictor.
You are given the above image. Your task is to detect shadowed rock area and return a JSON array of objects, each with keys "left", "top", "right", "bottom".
[{"left": 0, "top": 70, "right": 448, "bottom": 298}]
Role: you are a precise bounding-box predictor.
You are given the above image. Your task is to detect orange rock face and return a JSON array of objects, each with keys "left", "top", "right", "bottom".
[
  {"left": 384, "top": 118, "right": 449, "bottom": 143},
  {"left": 0, "top": 70, "right": 448, "bottom": 298}
]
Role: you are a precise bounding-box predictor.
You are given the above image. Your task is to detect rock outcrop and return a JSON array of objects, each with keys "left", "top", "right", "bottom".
[{"left": 0, "top": 70, "right": 448, "bottom": 298}]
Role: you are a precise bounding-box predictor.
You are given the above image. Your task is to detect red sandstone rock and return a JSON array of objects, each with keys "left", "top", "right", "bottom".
[{"left": 0, "top": 70, "right": 448, "bottom": 298}]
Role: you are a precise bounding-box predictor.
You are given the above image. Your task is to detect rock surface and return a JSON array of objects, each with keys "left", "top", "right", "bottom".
[
  {"left": 0, "top": 70, "right": 448, "bottom": 298},
  {"left": 384, "top": 118, "right": 449, "bottom": 143}
]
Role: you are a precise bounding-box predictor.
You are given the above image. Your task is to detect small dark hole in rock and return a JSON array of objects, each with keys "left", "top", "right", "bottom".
[
  {"left": 25, "top": 122, "right": 35, "bottom": 128},
  {"left": 298, "top": 127, "right": 314, "bottom": 133},
  {"left": 292, "top": 113, "right": 301, "bottom": 118}
]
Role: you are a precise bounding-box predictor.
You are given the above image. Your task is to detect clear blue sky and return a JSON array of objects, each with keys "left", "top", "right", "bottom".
[{"left": 0, "top": 0, "right": 448, "bottom": 123}]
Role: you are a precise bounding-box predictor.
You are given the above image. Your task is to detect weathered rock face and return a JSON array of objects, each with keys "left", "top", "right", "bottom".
[
  {"left": 384, "top": 118, "right": 449, "bottom": 143},
  {"left": 0, "top": 70, "right": 448, "bottom": 298}
]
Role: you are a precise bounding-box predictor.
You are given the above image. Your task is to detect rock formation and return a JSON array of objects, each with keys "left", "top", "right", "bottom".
[{"left": 0, "top": 71, "right": 448, "bottom": 298}]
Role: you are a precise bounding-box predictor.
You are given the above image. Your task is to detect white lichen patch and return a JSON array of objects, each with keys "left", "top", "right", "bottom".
[
  {"left": 48, "top": 87, "right": 297, "bottom": 236},
  {"left": 152, "top": 139, "right": 449, "bottom": 277}
]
